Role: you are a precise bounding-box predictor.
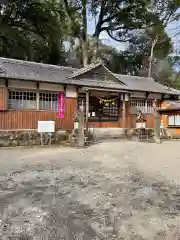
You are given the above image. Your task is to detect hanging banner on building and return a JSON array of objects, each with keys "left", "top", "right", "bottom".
[{"left": 56, "top": 92, "right": 65, "bottom": 119}]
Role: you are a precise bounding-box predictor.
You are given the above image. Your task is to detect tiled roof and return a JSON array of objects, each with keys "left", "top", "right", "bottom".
[
  {"left": 0, "top": 57, "right": 179, "bottom": 95},
  {"left": 0, "top": 58, "right": 128, "bottom": 91},
  {"left": 159, "top": 100, "right": 180, "bottom": 111},
  {"left": 115, "top": 74, "right": 179, "bottom": 95},
  {"left": 0, "top": 57, "right": 76, "bottom": 83}
]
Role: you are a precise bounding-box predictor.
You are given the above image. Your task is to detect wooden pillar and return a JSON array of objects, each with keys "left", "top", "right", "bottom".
[
  {"left": 154, "top": 112, "right": 161, "bottom": 143},
  {"left": 122, "top": 93, "right": 130, "bottom": 128},
  {"left": 77, "top": 107, "right": 85, "bottom": 147},
  {"left": 145, "top": 92, "right": 149, "bottom": 114},
  {"left": 36, "top": 82, "right": 40, "bottom": 110},
  {"left": 122, "top": 100, "right": 126, "bottom": 128},
  {"left": 85, "top": 90, "right": 89, "bottom": 131},
  {"left": 120, "top": 93, "right": 125, "bottom": 128},
  {"left": 125, "top": 101, "right": 130, "bottom": 129},
  {"left": 0, "top": 79, "right": 8, "bottom": 110}
]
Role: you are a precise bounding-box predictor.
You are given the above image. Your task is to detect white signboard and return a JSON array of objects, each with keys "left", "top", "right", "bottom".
[
  {"left": 136, "top": 122, "right": 146, "bottom": 129},
  {"left": 38, "top": 121, "right": 55, "bottom": 133}
]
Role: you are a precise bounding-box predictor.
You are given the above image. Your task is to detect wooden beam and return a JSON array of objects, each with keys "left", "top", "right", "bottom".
[
  {"left": 85, "top": 90, "right": 89, "bottom": 132},
  {"left": 64, "top": 84, "right": 67, "bottom": 93},
  {"left": 5, "top": 79, "right": 8, "bottom": 88},
  {"left": 81, "top": 87, "right": 128, "bottom": 93},
  {"left": 145, "top": 92, "right": 149, "bottom": 98},
  {"left": 36, "top": 82, "right": 39, "bottom": 110}
]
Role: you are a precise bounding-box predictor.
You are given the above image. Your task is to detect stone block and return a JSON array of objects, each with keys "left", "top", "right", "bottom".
[
  {"left": 0, "top": 129, "right": 70, "bottom": 147},
  {"left": 55, "top": 130, "right": 69, "bottom": 143},
  {"left": 89, "top": 128, "right": 128, "bottom": 140}
]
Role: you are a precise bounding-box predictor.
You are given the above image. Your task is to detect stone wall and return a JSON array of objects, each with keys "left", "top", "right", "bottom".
[{"left": 0, "top": 130, "right": 70, "bottom": 147}]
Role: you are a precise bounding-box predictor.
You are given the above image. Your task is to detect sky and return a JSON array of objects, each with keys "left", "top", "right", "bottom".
[
  {"left": 64, "top": 13, "right": 180, "bottom": 54},
  {"left": 64, "top": 17, "right": 127, "bottom": 52},
  {"left": 167, "top": 21, "right": 180, "bottom": 55},
  {"left": 87, "top": 15, "right": 180, "bottom": 54},
  {"left": 87, "top": 16, "right": 127, "bottom": 51}
]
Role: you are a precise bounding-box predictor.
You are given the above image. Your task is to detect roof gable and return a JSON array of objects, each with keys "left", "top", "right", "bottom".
[{"left": 68, "top": 62, "right": 127, "bottom": 86}]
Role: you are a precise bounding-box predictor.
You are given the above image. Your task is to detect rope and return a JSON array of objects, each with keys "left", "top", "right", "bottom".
[{"left": 98, "top": 97, "right": 117, "bottom": 104}]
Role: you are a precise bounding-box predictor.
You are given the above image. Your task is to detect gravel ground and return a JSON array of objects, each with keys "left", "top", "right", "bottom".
[{"left": 0, "top": 141, "right": 180, "bottom": 239}]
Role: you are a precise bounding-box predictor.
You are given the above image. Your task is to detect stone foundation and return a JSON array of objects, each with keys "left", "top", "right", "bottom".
[
  {"left": 0, "top": 130, "right": 70, "bottom": 147},
  {"left": 89, "top": 128, "right": 128, "bottom": 140}
]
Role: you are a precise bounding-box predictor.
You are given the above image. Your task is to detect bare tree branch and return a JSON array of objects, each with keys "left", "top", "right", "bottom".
[{"left": 106, "top": 29, "right": 131, "bottom": 42}]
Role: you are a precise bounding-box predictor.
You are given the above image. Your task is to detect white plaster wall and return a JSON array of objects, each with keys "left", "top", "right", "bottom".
[
  {"left": 0, "top": 79, "right": 5, "bottom": 87},
  {"left": 66, "top": 85, "right": 77, "bottom": 98},
  {"left": 8, "top": 80, "right": 37, "bottom": 89}
]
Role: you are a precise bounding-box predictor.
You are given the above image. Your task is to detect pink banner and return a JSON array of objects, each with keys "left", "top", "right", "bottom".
[{"left": 56, "top": 92, "right": 65, "bottom": 119}]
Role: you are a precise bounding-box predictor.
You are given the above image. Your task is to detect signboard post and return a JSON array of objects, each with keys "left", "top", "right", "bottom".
[{"left": 38, "top": 121, "right": 55, "bottom": 146}]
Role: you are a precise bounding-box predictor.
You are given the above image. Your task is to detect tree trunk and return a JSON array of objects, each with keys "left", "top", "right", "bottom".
[
  {"left": 148, "top": 36, "right": 158, "bottom": 78},
  {"left": 92, "top": 1, "right": 106, "bottom": 62},
  {"left": 82, "top": 38, "right": 88, "bottom": 66},
  {"left": 81, "top": 0, "right": 88, "bottom": 66}
]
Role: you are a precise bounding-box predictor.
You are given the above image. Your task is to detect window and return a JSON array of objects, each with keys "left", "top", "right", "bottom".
[
  {"left": 175, "top": 115, "right": 180, "bottom": 125},
  {"left": 168, "top": 115, "right": 180, "bottom": 126},
  {"left": 8, "top": 90, "right": 37, "bottom": 109},
  {"left": 168, "top": 116, "right": 174, "bottom": 125},
  {"left": 130, "top": 99, "right": 159, "bottom": 113},
  {"left": 147, "top": 100, "right": 154, "bottom": 113},
  {"left": 78, "top": 95, "right": 119, "bottom": 121},
  {"left": 130, "top": 99, "right": 147, "bottom": 113},
  {"left": 8, "top": 90, "right": 60, "bottom": 111},
  {"left": 39, "top": 92, "right": 58, "bottom": 110}
]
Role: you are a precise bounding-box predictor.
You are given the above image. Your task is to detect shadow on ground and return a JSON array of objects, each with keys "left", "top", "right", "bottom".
[{"left": 0, "top": 161, "right": 180, "bottom": 239}]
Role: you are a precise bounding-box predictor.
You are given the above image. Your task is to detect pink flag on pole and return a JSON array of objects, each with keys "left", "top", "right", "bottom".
[{"left": 56, "top": 92, "right": 65, "bottom": 119}]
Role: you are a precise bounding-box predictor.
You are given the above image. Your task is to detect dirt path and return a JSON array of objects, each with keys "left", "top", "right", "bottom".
[{"left": 0, "top": 141, "right": 180, "bottom": 239}]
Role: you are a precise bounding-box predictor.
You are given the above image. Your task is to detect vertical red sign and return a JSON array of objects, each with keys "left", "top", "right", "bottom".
[{"left": 56, "top": 92, "right": 65, "bottom": 119}]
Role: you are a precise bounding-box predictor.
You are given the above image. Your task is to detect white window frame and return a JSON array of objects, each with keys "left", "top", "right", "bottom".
[
  {"left": 8, "top": 89, "right": 37, "bottom": 109},
  {"left": 175, "top": 115, "right": 180, "bottom": 125},
  {"left": 39, "top": 91, "right": 58, "bottom": 111},
  {"left": 8, "top": 89, "right": 61, "bottom": 111},
  {"left": 130, "top": 99, "right": 160, "bottom": 113},
  {"left": 168, "top": 115, "right": 180, "bottom": 126}
]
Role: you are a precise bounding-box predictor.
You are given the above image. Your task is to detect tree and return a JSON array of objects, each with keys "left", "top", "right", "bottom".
[
  {"left": 145, "top": 0, "right": 180, "bottom": 77},
  {"left": 0, "top": 0, "right": 67, "bottom": 64},
  {"left": 89, "top": 0, "right": 180, "bottom": 67},
  {"left": 91, "top": 0, "right": 154, "bottom": 41},
  {"left": 62, "top": 0, "right": 89, "bottom": 66},
  {"left": 104, "top": 26, "right": 172, "bottom": 76},
  {"left": 61, "top": 0, "right": 165, "bottom": 66}
]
